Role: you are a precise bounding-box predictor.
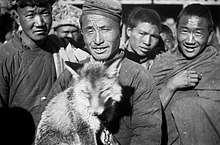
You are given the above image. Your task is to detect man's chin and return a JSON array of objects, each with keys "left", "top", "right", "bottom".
[
  {"left": 33, "top": 35, "right": 47, "bottom": 41},
  {"left": 93, "top": 54, "right": 108, "bottom": 61}
]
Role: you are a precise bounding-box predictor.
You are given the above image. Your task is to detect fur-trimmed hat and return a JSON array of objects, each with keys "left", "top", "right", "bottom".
[
  {"left": 81, "top": 0, "right": 122, "bottom": 23},
  {"left": 52, "top": 2, "right": 82, "bottom": 30}
]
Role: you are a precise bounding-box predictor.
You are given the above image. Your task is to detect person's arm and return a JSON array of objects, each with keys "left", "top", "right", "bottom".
[
  {"left": 39, "top": 68, "right": 73, "bottom": 113},
  {"left": 160, "top": 70, "right": 202, "bottom": 109},
  {"left": 0, "top": 59, "right": 10, "bottom": 108},
  {"left": 131, "top": 70, "right": 162, "bottom": 145}
]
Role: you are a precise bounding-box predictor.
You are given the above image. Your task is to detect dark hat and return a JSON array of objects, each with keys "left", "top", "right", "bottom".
[
  {"left": 81, "top": 0, "right": 122, "bottom": 23},
  {"left": 9, "top": 0, "right": 55, "bottom": 10}
]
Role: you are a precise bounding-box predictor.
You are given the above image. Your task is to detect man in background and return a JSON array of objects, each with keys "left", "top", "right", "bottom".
[
  {"left": 51, "top": 1, "right": 85, "bottom": 49},
  {"left": 124, "top": 7, "right": 165, "bottom": 70},
  {"left": 51, "top": 1, "right": 90, "bottom": 72},
  {"left": 0, "top": 0, "right": 66, "bottom": 144}
]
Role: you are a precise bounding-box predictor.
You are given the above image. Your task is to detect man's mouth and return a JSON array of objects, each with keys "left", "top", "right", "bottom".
[
  {"left": 93, "top": 47, "right": 108, "bottom": 53},
  {"left": 183, "top": 44, "right": 197, "bottom": 52},
  {"left": 140, "top": 46, "right": 151, "bottom": 52},
  {"left": 34, "top": 29, "right": 47, "bottom": 34}
]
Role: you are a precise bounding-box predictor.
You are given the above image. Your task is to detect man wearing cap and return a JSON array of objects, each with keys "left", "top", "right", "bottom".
[
  {"left": 39, "top": 0, "right": 162, "bottom": 144},
  {"left": 0, "top": 0, "right": 68, "bottom": 143}
]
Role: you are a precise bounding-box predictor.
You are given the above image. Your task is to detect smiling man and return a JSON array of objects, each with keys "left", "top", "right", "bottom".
[
  {"left": 150, "top": 4, "right": 220, "bottom": 145},
  {"left": 41, "top": 0, "right": 162, "bottom": 144}
]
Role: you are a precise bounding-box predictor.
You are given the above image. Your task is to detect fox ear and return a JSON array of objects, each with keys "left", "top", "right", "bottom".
[
  {"left": 65, "top": 61, "right": 83, "bottom": 80},
  {"left": 105, "top": 57, "right": 122, "bottom": 78}
]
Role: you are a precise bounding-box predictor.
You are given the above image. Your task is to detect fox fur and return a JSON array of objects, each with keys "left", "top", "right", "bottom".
[{"left": 35, "top": 58, "right": 122, "bottom": 145}]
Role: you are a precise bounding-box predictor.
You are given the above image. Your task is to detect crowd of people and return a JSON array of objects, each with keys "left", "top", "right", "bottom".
[{"left": 0, "top": 0, "right": 219, "bottom": 144}]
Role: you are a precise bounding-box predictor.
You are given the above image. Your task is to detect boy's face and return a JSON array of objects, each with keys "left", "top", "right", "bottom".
[
  {"left": 177, "top": 15, "right": 212, "bottom": 59},
  {"left": 160, "top": 32, "right": 175, "bottom": 51},
  {"left": 17, "top": 4, "right": 52, "bottom": 42},
  {"left": 127, "top": 22, "right": 160, "bottom": 57},
  {"left": 81, "top": 14, "right": 121, "bottom": 61},
  {"left": 55, "top": 25, "right": 79, "bottom": 39},
  {"left": 55, "top": 25, "right": 84, "bottom": 48}
]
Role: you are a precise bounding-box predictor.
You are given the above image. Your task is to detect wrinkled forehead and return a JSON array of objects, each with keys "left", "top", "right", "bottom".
[
  {"left": 81, "top": 14, "right": 119, "bottom": 28},
  {"left": 178, "top": 15, "right": 209, "bottom": 29}
]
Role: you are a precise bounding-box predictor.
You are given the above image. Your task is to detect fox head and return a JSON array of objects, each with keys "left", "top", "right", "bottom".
[{"left": 65, "top": 57, "right": 122, "bottom": 118}]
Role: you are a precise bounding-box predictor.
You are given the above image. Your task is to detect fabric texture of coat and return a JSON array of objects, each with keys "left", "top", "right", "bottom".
[
  {"left": 0, "top": 32, "right": 64, "bottom": 127},
  {"left": 150, "top": 46, "right": 220, "bottom": 145}
]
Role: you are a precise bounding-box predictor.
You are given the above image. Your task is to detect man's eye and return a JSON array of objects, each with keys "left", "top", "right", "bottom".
[
  {"left": 85, "top": 28, "right": 94, "bottom": 33},
  {"left": 194, "top": 31, "right": 203, "bottom": 36},
  {"left": 139, "top": 32, "right": 145, "bottom": 36},
  {"left": 43, "top": 12, "right": 50, "bottom": 16},
  {"left": 151, "top": 34, "right": 160, "bottom": 39},
  {"left": 26, "top": 14, "right": 34, "bottom": 18},
  {"left": 180, "top": 29, "right": 188, "bottom": 34},
  {"left": 101, "top": 28, "right": 111, "bottom": 32}
]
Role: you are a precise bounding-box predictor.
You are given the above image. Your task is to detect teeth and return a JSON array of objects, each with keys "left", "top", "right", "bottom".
[{"left": 95, "top": 47, "right": 105, "bottom": 51}]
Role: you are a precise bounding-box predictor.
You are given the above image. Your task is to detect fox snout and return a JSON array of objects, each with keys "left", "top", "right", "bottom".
[{"left": 89, "top": 106, "right": 104, "bottom": 116}]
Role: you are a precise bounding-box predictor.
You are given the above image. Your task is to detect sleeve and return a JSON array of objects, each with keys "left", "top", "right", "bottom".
[
  {"left": 39, "top": 69, "right": 73, "bottom": 113},
  {"left": 0, "top": 58, "right": 10, "bottom": 107},
  {"left": 130, "top": 70, "right": 162, "bottom": 145}
]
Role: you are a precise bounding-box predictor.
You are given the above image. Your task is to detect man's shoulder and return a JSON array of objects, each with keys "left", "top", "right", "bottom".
[
  {"left": 120, "top": 58, "right": 154, "bottom": 80},
  {"left": 151, "top": 49, "right": 178, "bottom": 69},
  {"left": 0, "top": 39, "right": 18, "bottom": 62}
]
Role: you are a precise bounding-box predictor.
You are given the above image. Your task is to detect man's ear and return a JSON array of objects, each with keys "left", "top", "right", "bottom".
[
  {"left": 13, "top": 10, "right": 20, "bottom": 26},
  {"left": 207, "top": 30, "right": 214, "bottom": 44},
  {"left": 126, "top": 26, "right": 132, "bottom": 38}
]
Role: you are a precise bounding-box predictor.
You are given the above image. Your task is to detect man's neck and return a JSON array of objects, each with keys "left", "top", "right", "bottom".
[
  {"left": 126, "top": 43, "right": 150, "bottom": 63},
  {"left": 20, "top": 31, "right": 44, "bottom": 49}
]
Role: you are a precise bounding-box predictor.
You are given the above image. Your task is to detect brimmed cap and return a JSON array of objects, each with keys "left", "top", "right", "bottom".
[
  {"left": 81, "top": 0, "right": 122, "bottom": 23},
  {"left": 52, "top": 2, "right": 82, "bottom": 29}
]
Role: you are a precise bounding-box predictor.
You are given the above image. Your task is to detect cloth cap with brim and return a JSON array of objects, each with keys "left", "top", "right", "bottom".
[
  {"left": 52, "top": 2, "right": 82, "bottom": 29},
  {"left": 81, "top": 0, "right": 122, "bottom": 23}
]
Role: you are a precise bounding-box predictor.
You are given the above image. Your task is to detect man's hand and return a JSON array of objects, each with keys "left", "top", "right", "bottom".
[
  {"left": 167, "top": 70, "right": 202, "bottom": 91},
  {"left": 160, "top": 70, "right": 202, "bottom": 108}
]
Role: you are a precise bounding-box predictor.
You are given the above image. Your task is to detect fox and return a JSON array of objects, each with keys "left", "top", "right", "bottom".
[{"left": 35, "top": 57, "right": 123, "bottom": 145}]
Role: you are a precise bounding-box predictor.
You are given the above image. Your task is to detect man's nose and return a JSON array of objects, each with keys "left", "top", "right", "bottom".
[
  {"left": 186, "top": 33, "right": 195, "bottom": 44},
  {"left": 34, "top": 15, "right": 44, "bottom": 26},
  {"left": 94, "top": 30, "right": 104, "bottom": 45},
  {"left": 143, "top": 34, "right": 151, "bottom": 46},
  {"left": 67, "top": 33, "right": 73, "bottom": 38}
]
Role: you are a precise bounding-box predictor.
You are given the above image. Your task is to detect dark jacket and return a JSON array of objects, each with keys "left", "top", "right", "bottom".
[{"left": 0, "top": 32, "right": 64, "bottom": 127}]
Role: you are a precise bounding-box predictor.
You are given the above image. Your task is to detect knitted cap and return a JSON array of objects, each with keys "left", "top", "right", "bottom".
[
  {"left": 52, "top": 2, "right": 82, "bottom": 29},
  {"left": 81, "top": 0, "right": 122, "bottom": 23}
]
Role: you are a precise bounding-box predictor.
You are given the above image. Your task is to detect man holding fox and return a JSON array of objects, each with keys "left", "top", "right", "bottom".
[{"left": 38, "top": 0, "right": 162, "bottom": 144}]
